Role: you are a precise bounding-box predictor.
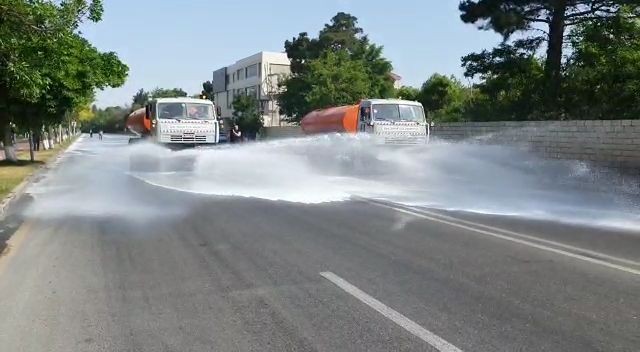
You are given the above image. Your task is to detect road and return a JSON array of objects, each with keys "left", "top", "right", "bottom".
[{"left": 0, "top": 135, "right": 638, "bottom": 351}]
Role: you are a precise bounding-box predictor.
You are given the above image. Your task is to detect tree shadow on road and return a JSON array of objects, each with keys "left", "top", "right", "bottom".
[{"left": 0, "top": 195, "right": 33, "bottom": 256}]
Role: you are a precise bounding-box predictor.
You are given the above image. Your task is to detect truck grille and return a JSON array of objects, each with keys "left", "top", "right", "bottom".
[
  {"left": 383, "top": 136, "right": 427, "bottom": 145},
  {"left": 170, "top": 133, "right": 208, "bottom": 143}
]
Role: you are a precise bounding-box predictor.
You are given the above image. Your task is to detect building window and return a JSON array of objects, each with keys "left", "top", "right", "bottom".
[
  {"left": 233, "top": 89, "right": 245, "bottom": 99},
  {"left": 260, "top": 100, "right": 269, "bottom": 114},
  {"left": 227, "top": 91, "right": 232, "bottom": 109},
  {"left": 246, "top": 86, "right": 257, "bottom": 99},
  {"left": 257, "top": 62, "right": 262, "bottom": 78},
  {"left": 270, "top": 63, "right": 290, "bottom": 75},
  {"left": 246, "top": 64, "right": 258, "bottom": 78},
  {"left": 237, "top": 68, "right": 245, "bottom": 80}
]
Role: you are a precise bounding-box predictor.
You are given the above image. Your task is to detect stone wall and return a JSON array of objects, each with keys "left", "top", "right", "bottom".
[
  {"left": 433, "top": 120, "right": 640, "bottom": 173},
  {"left": 261, "top": 126, "right": 303, "bottom": 140},
  {"left": 262, "top": 121, "right": 640, "bottom": 172}
]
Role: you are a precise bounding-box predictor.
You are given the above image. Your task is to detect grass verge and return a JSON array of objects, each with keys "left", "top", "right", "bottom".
[{"left": 0, "top": 137, "right": 77, "bottom": 199}]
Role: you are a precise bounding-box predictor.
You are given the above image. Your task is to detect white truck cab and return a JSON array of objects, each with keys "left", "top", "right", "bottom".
[
  {"left": 358, "top": 99, "right": 429, "bottom": 145},
  {"left": 147, "top": 97, "right": 220, "bottom": 148}
]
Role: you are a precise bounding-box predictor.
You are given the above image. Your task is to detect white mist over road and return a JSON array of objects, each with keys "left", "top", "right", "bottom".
[
  {"left": 132, "top": 134, "right": 639, "bottom": 230},
  {"left": 23, "top": 134, "right": 640, "bottom": 230}
]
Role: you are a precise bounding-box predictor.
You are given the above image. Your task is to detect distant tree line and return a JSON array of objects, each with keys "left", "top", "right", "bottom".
[
  {"left": 0, "top": 0, "right": 128, "bottom": 161},
  {"left": 277, "top": 3, "right": 640, "bottom": 123},
  {"left": 78, "top": 105, "right": 128, "bottom": 133}
]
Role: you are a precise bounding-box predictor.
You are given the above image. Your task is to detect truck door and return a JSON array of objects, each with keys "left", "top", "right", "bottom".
[
  {"left": 148, "top": 103, "right": 157, "bottom": 137},
  {"left": 359, "top": 106, "right": 372, "bottom": 133}
]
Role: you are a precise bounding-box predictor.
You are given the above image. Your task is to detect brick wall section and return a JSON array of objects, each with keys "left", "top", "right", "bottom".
[{"left": 433, "top": 120, "right": 640, "bottom": 171}]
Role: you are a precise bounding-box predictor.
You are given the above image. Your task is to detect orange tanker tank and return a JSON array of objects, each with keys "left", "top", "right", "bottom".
[
  {"left": 300, "top": 104, "right": 360, "bottom": 134},
  {"left": 126, "top": 107, "right": 151, "bottom": 135}
]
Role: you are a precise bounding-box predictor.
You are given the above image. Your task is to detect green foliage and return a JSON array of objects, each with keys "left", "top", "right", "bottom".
[
  {"left": 279, "top": 12, "right": 394, "bottom": 122},
  {"left": 28, "top": 34, "right": 128, "bottom": 127},
  {"left": 149, "top": 87, "right": 187, "bottom": 99},
  {"left": 76, "top": 105, "right": 94, "bottom": 124},
  {"left": 459, "top": 1, "right": 632, "bottom": 38},
  {"left": 0, "top": 0, "right": 128, "bottom": 161},
  {"left": 418, "top": 74, "right": 462, "bottom": 113},
  {"left": 132, "top": 89, "right": 149, "bottom": 110},
  {"left": 416, "top": 74, "right": 472, "bottom": 122},
  {"left": 395, "top": 86, "right": 419, "bottom": 101},
  {"left": 461, "top": 40, "right": 545, "bottom": 121},
  {"left": 84, "top": 106, "right": 128, "bottom": 133},
  {"left": 305, "top": 50, "right": 370, "bottom": 110},
  {"left": 458, "top": 2, "right": 640, "bottom": 120},
  {"left": 201, "top": 81, "right": 214, "bottom": 100},
  {"left": 232, "top": 95, "right": 263, "bottom": 139},
  {"left": 564, "top": 12, "right": 640, "bottom": 119},
  {"left": 459, "top": 1, "right": 635, "bottom": 109}
]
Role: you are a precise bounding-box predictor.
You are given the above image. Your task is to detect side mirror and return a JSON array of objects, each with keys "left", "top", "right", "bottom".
[
  {"left": 216, "top": 105, "right": 222, "bottom": 117},
  {"left": 144, "top": 105, "right": 151, "bottom": 119}
]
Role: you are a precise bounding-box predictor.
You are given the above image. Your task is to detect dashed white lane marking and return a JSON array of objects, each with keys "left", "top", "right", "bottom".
[
  {"left": 320, "top": 271, "right": 463, "bottom": 352},
  {"left": 363, "top": 199, "right": 640, "bottom": 276}
]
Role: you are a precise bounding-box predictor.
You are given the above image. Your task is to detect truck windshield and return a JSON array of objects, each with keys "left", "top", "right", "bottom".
[
  {"left": 158, "top": 103, "right": 213, "bottom": 120},
  {"left": 372, "top": 104, "right": 426, "bottom": 123}
]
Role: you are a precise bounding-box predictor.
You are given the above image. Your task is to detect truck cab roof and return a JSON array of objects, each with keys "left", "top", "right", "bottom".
[
  {"left": 364, "top": 99, "right": 423, "bottom": 106},
  {"left": 152, "top": 97, "right": 214, "bottom": 105}
]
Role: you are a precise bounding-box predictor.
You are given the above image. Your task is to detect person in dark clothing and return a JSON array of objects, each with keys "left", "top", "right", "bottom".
[
  {"left": 33, "top": 131, "right": 40, "bottom": 151},
  {"left": 229, "top": 124, "right": 242, "bottom": 143}
]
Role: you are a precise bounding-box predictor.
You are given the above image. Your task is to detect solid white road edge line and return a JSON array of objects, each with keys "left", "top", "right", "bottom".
[
  {"left": 364, "top": 200, "right": 640, "bottom": 276},
  {"left": 366, "top": 199, "right": 640, "bottom": 268},
  {"left": 320, "top": 271, "right": 463, "bottom": 352}
]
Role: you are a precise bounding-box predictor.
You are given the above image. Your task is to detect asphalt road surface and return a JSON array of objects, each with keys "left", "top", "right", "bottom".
[{"left": 0, "top": 135, "right": 638, "bottom": 351}]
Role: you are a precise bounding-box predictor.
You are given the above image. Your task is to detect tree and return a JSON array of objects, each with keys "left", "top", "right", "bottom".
[
  {"left": 461, "top": 39, "right": 545, "bottom": 121},
  {"left": 132, "top": 89, "right": 149, "bottom": 109},
  {"left": 24, "top": 32, "right": 127, "bottom": 152},
  {"left": 395, "top": 86, "right": 420, "bottom": 101},
  {"left": 78, "top": 105, "right": 128, "bottom": 133},
  {"left": 417, "top": 74, "right": 471, "bottom": 122},
  {"left": 0, "top": 0, "right": 127, "bottom": 161},
  {"left": 149, "top": 87, "right": 187, "bottom": 99},
  {"left": 232, "top": 95, "right": 263, "bottom": 140},
  {"left": 76, "top": 105, "right": 95, "bottom": 125},
  {"left": 305, "top": 50, "right": 371, "bottom": 111},
  {"left": 564, "top": 10, "right": 640, "bottom": 119},
  {"left": 201, "top": 80, "right": 214, "bottom": 100},
  {"left": 279, "top": 12, "right": 394, "bottom": 122},
  {"left": 459, "top": 0, "right": 638, "bottom": 111}
]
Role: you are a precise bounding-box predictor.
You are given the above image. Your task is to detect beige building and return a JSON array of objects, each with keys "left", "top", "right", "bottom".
[
  {"left": 211, "top": 51, "right": 290, "bottom": 127},
  {"left": 390, "top": 72, "right": 402, "bottom": 89}
]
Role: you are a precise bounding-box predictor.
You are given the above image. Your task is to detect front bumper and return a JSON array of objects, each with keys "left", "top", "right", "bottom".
[{"left": 158, "top": 133, "right": 217, "bottom": 144}]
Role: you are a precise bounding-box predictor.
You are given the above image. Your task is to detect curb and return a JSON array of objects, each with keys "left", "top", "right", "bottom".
[{"left": 0, "top": 135, "right": 83, "bottom": 220}]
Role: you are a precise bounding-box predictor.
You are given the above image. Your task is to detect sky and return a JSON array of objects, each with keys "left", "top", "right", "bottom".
[{"left": 81, "top": 0, "right": 502, "bottom": 108}]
